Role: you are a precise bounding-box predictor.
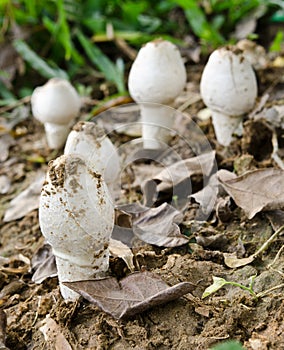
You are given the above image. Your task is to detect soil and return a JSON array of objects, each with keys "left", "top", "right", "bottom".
[{"left": 0, "top": 59, "right": 284, "bottom": 350}]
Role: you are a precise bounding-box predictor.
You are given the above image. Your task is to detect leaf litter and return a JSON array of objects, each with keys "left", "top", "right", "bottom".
[
  {"left": 0, "top": 40, "right": 284, "bottom": 350},
  {"left": 219, "top": 168, "right": 284, "bottom": 219},
  {"left": 64, "top": 271, "right": 194, "bottom": 319},
  {"left": 116, "top": 202, "right": 189, "bottom": 247}
]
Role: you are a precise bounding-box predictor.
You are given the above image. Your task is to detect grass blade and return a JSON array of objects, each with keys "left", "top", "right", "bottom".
[
  {"left": 77, "top": 30, "right": 126, "bottom": 93},
  {"left": 13, "top": 40, "right": 68, "bottom": 80}
]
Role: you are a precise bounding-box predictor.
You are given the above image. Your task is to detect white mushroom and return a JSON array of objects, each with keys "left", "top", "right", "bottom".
[
  {"left": 31, "top": 78, "right": 81, "bottom": 149},
  {"left": 128, "top": 39, "right": 187, "bottom": 149},
  {"left": 200, "top": 47, "right": 258, "bottom": 146},
  {"left": 64, "top": 121, "right": 120, "bottom": 197},
  {"left": 39, "top": 154, "right": 114, "bottom": 300}
]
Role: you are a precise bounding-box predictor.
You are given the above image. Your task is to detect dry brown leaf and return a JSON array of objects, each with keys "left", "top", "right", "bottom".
[
  {"left": 266, "top": 210, "right": 284, "bottom": 232},
  {"left": 132, "top": 203, "right": 188, "bottom": 247},
  {"left": 223, "top": 252, "right": 255, "bottom": 268},
  {"left": 141, "top": 151, "right": 216, "bottom": 207},
  {"left": 190, "top": 173, "right": 219, "bottom": 216},
  {"left": 32, "top": 244, "right": 57, "bottom": 284},
  {"left": 118, "top": 202, "right": 189, "bottom": 247},
  {"left": 64, "top": 271, "right": 194, "bottom": 319},
  {"left": 218, "top": 168, "right": 284, "bottom": 219}
]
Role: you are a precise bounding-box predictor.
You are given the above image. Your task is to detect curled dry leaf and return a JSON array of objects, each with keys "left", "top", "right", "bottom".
[
  {"left": 141, "top": 151, "right": 216, "bottom": 207},
  {"left": 64, "top": 271, "right": 194, "bottom": 319},
  {"left": 218, "top": 168, "right": 284, "bottom": 219},
  {"left": 190, "top": 169, "right": 236, "bottom": 219},
  {"left": 132, "top": 203, "right": 188, "bottom": 247},
  {"left": 190, "top": 173, "right": 219, "bottom": 216},
  {"left": 117, "top": 202, "right": 189, "bottom": 247},
  {"left": 109, "top": 238, "right": 135, "bottom": 272},
  {"left": 0, "top": 254, "right": 30, "bottom": 274},
  {"left": 32, "top": 243, "right": 57, "bottom": 284}
]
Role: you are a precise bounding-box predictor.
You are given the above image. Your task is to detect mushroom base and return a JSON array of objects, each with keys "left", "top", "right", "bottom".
[
  {"left": 55, "top": 250, "right": 110, "bottom": 301},
  {"left": 44, "top": 122, "right": 72, "bottom": 149},
  {"left": 211, "top": 112, "right": 243, "bottom": 146},
  {"left": 140, "top": 104, "right": 174, "bottom": 149}
]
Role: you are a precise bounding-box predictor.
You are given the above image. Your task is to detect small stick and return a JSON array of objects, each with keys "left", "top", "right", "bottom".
[{"left": 0, "top": 96, "right": 31, "bottom": 115}]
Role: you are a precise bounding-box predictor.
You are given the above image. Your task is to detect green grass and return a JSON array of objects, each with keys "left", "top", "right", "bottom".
[{"left": 0, "top": 0, "right": 283, "bottom": 101}]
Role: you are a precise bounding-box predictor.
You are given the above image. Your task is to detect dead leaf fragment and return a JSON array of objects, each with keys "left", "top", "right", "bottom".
[
  {"left": 0, "top": 134, "right": 15, "bottom": 162},
  {"left": 109, "top": 238, "right": 135, "bottom": 271},
  {"left": 266, "top": 210, "right": 284, "bottom": 232},
  {"left": 40, "top": 316, "right": 72, "bottom": 350},
  {"left": 127, "top": 202, "right": 189, "bottom": 247},
  {"left": 3, "top": 172, "right": 45, "bottom": 222},
  {"left": 64, "top": 271, "right": 194, "bottom": 319},
  {"left": 223, "top": 252, "right": 255, "bottom": 268},
  {"left": 0, "top": 175, "right": 11, "bottom": 194},
  {"left": 32, "top": 244, "right": 57, "bottom": 284},
  {"left": 141, "top": 151, "right": 216, "bottom": 207},
  {"left": 219, "top": 168, "right": 284, "bottom": 219}
]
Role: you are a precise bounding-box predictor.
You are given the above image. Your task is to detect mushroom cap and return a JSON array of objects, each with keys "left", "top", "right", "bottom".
[
  {"left": 31, "top": 78, "right": 81, "bottom": 125},
  {"left": 200, "top": 47, "right": 257, "bottom": 116},
  {"left": 64, "top": 121, "right": 120, "bottom": 185},
  {"left": 128, "top": 39, "right": 187, "bottom": 104}
]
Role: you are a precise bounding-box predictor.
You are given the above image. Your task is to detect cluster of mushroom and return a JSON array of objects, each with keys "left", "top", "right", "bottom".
[
  {"left": 38, "top": 120, "right": 121, "bottom": 300},
  {"left": 128, "top": 40, "right": 258, "bottom": 148},
  {"left": 32, "top": 79, "right": 121, "bottom": 300},
  {"left": 34, "top": 38, "right": 258, "bottom": 301}
]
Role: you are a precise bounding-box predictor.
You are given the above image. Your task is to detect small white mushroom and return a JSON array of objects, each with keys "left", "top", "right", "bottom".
[
  {"left": 31, "top": 78, "right": 81, "bottom": 149},
  {"left": 39, "top": 154, "right": 114, "bottom": 300},
  {"left": 200, "top": 47, "right": 258, "bottom": 146},
  {"left": 64, "top": 121, "right": 120, "bottom": 197},
  {"left": 128, "top": 39, "right": 187, "bottom": 149}
]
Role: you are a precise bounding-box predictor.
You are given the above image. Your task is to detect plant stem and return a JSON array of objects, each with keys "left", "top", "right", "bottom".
[
  {"left": 225, "top": 281, "right": 257, "bottom": 297},
  {"left": 252, "top": 225, "right": 284, "bottom": 259}
]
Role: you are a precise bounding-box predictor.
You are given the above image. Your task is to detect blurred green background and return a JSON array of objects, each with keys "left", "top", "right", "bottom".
[{"left": 0, "top": 0, "right": 283, "bottom": 103}]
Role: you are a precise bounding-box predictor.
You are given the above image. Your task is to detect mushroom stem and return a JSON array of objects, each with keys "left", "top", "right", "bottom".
[
  {"left": 44, "top": 122, "right": 72, "bottom": 150},
  {"left": 140, "top": 104, "right": 174, "bottom": 149},
  {"left": 55, "top": 248, "right": 110, "bottom": 300},
  {"left": 211, "top": 111, "right": 243, "bottom": 146}
]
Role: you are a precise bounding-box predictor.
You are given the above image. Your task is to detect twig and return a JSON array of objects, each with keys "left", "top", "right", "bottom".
[
  {"left": 271, "top": 131, "right": 284, "bottom": 169},
  {"left": 252, "top": 225, "right": 284, "bottom": 259},
  {"left": 0, "top": 95, "right": 31, "bottom": 115},
  {"left": 115, "top": 37, "right": 137, "bottom": 60},
  {"left": 256, "top": 283, "right": 284, "bottom": 298}
]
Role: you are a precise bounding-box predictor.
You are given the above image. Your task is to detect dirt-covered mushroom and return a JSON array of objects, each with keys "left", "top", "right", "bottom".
[
  {"left": 31, "top": 78, "right": 81, "bottom": 149},
  {"left": 64, "top": 121, "right": 120, "bottom": 197},
  {"left": 200, "top": 47, "right": 258, "bottom": 146},
  {"left": 39, "top": 154, "right": 114, "bottom": 300},
  {"left": 128, "top": 39, "right": 186, "bottom": 149}
]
